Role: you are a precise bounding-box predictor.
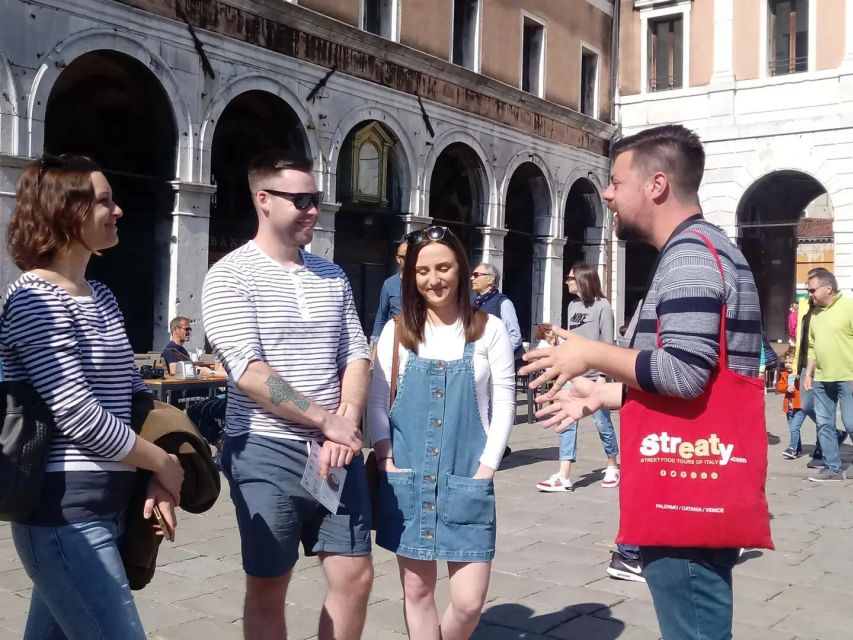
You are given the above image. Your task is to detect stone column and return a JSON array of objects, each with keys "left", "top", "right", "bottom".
[
  {"left": 400, "top": 214, "right": 433, "bottom": 236},
  {"left": 478, "top": 226, "right": 507, "bottom": 276},
  {"left": 0, "top": 154, "right": 27, "bottom": 292},
  {"left": 612, "top": 238, "right": 627, "bottom": 327},
  {"left": 711, "top": 0, "right": 735, "bottom": 83},
  {"left": 307, "top": 201, "right": 340, "bottom": 262},
  {"left": 535, "top": 237, "right": 567, "bottom": 327},
  {"left": 154, "top": 181, "right": 215, "bottom": 352}
]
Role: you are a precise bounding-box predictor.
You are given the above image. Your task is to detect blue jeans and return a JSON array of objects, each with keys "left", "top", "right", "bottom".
[
  {"left": 787, "top": 408, "right": 806, "bottom": 451},
  {"left": 617, "top": 543, "right": 640, "bottom": 561},
  {"left": 641, "top": 546, "right": 739, "bottom": 640},
  {"left": 12, "top": 516, "right": 146, "bottom": 639},
  {"left": 812, "top": 380, "right": 853, "bottom": 473},
  {"left": 558, "top": 409, "right": 618, "bottom": 461}
]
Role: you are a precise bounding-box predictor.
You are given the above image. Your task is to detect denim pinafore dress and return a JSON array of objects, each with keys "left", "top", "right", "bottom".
[{"left": 376, "top": 340, "right": 496, "bottom": 562}]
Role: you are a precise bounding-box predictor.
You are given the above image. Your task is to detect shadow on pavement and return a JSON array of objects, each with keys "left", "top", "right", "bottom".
[
  {"left": 477, "top": 602, "right": 626, "bottom": 638},
  {"left": 498, "top": 447, "right": 560, "bottom": 472}
]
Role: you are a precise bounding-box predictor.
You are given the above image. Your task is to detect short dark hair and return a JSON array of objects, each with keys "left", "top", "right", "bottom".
[
  {"left": 169, "top": 316, "right": 191, "bottom": 333},
  {"left": 610, "top": 124, "right": 705, "bottom": 203},
  {"left": 569, "top": 262, "right": 605, "bottom": 304},
  {"left": 8, "top": 154, "right": 103, "bottom": 270},
  {"left": 247, "top": 149, "right": 313, "bottom": 194}
]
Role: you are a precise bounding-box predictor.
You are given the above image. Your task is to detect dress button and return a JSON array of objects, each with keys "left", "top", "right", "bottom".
[
  {"left": 434, "top": 390, "right": 444, "bottom": 398},
  {"left": 433, "top": 419, "right": 443, "bottom": 427},
  {"left": 425, "top": 503, "right": 435, "bottom": 511},
  {"left": 430, "top": 447, "right": 439, "bottom": 455},
  {"left": 436, "top": 362, "right": 445, "bottom": 371},
  {"left": 425, "top": 531, "right": 434, "bottom": 539},
  {"left": 425, "top": 474, "right": 436, "bottom": 482}
]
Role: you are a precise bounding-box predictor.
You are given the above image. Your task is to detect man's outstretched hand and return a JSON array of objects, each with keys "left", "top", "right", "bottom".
[
  {"left": 534, "top": 376, "right": 604, "bottom": 432},
  {"left": 519, "top": 328, "right": 591, "bottom": 395}
]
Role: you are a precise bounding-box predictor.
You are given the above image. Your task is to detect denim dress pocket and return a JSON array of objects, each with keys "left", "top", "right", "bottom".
[
  {"left": 379, "top": 469, "right": 416, "bottom": 522},
  {"left": 441, "top": 474, "right": 495, "bottom": 526}
]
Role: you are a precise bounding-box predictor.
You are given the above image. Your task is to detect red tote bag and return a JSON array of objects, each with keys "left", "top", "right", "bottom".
[{"left": 616, "top": 232, "right": 774, "bottom": 550}]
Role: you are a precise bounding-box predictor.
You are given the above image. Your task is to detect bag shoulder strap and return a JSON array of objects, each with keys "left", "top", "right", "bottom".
[
  {"left": 686, "top": 230, "right": 729, "bottom": 368},
  {"left": 389, "top": 318, "right": 400, "bottom": 407}
]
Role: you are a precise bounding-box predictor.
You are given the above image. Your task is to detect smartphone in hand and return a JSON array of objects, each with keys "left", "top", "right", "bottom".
[{"left": 152, "top": 505, "right": 174, "bottom": 542}]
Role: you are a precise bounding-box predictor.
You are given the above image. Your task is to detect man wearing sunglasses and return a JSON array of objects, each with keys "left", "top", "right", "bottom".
[
  {"left": 802, "top": 267, "right": 853, "bottom": 482},
  {"left": 471, "top": 262, "right": 524, "bottom": 361},
  {"left": 202, "top": 150, "right": 373, "bottom": 640},
  {"left": 370, "top": 240, "right": 407, "bottom": 343},
  {"left": 161, "top": 316, "right": 194, "bottom": 368}
]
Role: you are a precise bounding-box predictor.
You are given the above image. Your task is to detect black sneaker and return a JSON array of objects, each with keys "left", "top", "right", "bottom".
[
  {"left": 809, "top": 469, "right": 843, "bottom": 483},
  {"left": 782, "top": 447, "right": 802, "bottom": 459},
  {"left": 839, "top": 430, "right": 849, "bottom": 446},
  {"left": 606, "top": 551, "right": 646, "bottom": 583}
]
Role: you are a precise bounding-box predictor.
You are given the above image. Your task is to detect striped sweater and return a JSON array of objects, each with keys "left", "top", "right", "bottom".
[
  {"left": 0, "top": 274, "right": 144, "bottom": 472},
  {"left": 633, "top": 220, "right": 762, "bottom": 399},
  {"left": 201, "top": 242, "right": 371, "bottom": 441}
]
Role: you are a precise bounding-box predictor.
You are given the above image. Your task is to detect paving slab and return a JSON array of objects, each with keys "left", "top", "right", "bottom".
[{"left": 0, "top": 401, "right": 850, "bottom": 638}]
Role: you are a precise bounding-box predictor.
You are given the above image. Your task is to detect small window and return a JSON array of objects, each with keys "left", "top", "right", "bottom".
[
  {"left": 452, "top": 0, "right": 480, "bottom": 70},
  {"left": 769, "top": 0, "right": 808, "bottom": 76},
  {"left": 363, "top": 0, "right": 396, "bottom": 40},
  {"left": 648, "top": 15, "right": 683, "bottom": 92},
  {"left": 522, "top": 17, "right": 546, "bottom": 96},
  {"left": 580, "top": 48, "right": 599, "bottom": 117}
]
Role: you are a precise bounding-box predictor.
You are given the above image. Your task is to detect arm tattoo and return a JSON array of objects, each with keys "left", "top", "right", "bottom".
[{"left": 266, "top": 375, "right": 310, "bottom": 412}]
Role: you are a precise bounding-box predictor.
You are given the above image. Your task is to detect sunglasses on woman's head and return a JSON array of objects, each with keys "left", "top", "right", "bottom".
[
  {"left": 404, "top": 225, "right": 455, "bottom": 245},
  {"left": 36, "top": 154, "right": 66, "bottom": 191}
]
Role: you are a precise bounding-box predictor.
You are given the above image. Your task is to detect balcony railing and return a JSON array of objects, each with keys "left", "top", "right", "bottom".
[
  {"left": 649, "top": 74, "right": 682, "bottom": 92},
  {"left": 769, "top": 55, "right": 808, "bottom": 76}
]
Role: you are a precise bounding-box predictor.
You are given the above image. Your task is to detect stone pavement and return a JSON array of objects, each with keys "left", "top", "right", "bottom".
[{"left": 1, "top": 400, "right": 852, "bottom": 639}]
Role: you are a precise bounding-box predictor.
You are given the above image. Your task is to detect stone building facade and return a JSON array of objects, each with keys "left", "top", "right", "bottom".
[
  {"left": 617, "top": 0, "right": 853, "bottom": 341},
  {"left": 0, "top": 0, "right": 619, "bottom": 351}
]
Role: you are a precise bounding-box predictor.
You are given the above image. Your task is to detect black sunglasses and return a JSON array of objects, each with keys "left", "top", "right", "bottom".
[
  {"left": 262, "top": 189, "right": 322, "bottom": 210},
  {"left": 404, "top": 225, "right": 453, "bottom": 245}
]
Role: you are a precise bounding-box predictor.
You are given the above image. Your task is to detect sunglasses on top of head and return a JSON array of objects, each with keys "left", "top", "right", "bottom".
[
  {"left": 261, "top": 189, "right": 322, "bottom": 210},
  {"left": 404, "top": 225, "right": 454, "bottom": 245}
]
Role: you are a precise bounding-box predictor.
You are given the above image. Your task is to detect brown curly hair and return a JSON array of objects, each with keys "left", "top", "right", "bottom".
[{"left": 7, "top": 154, "right": 102, "bottom": 271}]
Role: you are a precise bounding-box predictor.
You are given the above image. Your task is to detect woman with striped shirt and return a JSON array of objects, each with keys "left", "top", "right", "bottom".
[{"left": 0, "top": 155, "right": 184, "bottom": 639}]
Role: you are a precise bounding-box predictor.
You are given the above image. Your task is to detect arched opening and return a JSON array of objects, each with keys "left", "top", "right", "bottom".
[
  {"left": 209, "top": 90, "right": 308, "bottom": 265},
  {"left": 624, "top": 242, "right": 657, "bottom": 329},
  {"left": 504, "top": 162, "right": 550, "bottom": 342},
  {"left": 334, "top": 120, "right": 408, "bottom": 335},
  {"left": 44, "top": 50, "right": 177, "bottom": 351},
  {"left": 428, "top": 143, "right": 487, "bottom": 261},
  {"left": 562, "top": 178, "right": 601, "bottom": 327},
  {"left": 737, "top": 170, "right": 832, "bottom": 341}
]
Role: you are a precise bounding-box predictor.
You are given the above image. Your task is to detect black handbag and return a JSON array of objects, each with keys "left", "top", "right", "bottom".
[{"left": 0, "top": 381, "right": 54, "bottom": 521}]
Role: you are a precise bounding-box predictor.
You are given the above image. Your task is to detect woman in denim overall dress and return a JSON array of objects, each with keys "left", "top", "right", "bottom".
[{"left": 367, "top": 226, "right": 516, "bottom": 639}]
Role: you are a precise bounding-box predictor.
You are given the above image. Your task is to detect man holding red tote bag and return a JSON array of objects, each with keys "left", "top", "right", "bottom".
[{"left": 521, "top": 124, "right": 773, "bottom": 640}]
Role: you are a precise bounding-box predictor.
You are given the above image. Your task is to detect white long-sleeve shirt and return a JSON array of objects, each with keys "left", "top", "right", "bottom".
[{"left": 367, "top": 315, "right": 516, "bottom": 470}]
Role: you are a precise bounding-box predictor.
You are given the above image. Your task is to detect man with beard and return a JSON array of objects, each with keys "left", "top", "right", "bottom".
[
  {"left": 521, "top": 124, "right": 763, "bottom": 639},
  {"left": 202, "top": 150, "right": 373, "bottom": 640}
]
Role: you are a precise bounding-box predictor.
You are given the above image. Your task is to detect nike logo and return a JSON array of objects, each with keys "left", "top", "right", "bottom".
[{"left": 620, "top": 561, "right": 643, "bottom": 574}]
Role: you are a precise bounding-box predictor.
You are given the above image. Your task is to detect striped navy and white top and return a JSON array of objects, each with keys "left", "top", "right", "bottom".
[
  {"left": 0, "top": 274, "right": 144, "bottom": 472},
  {"left": 633, "top": 220, "right": 762, "bottom": 399},
  {"left": 201, "top": 242, "right": 371, "bottom": 441}
]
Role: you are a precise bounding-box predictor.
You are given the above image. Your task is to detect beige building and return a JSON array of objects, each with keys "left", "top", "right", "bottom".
[
  {"left": 616, "top": 0, "right": 853, "bottom": 340},
  {"left": 0, "top": 0, "right": 618, "bottom": 351}
]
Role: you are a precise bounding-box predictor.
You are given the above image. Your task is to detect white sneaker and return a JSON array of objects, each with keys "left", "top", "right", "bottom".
[
  {"left": 602, "top": 466, "right": 620, "bottom": 488},
  {"left": 536, "top": 473, "right": 573, "bottom": 492}
]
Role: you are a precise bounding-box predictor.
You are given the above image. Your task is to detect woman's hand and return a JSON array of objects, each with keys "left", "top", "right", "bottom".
[
  {"left": 154, "top": 453, "right": 184, "bottom": 506},
  {"left": 378, "top": 455, "right": 401, "bottom": 473},
  {"left": 534, "top": 376, "right": 604, "bottom": 432},
  {"left": 472, "top": 464, "right": 496, "bottom": 480},
  {"left": 144, "top": 477, "right": 178, "bottom": 542}
]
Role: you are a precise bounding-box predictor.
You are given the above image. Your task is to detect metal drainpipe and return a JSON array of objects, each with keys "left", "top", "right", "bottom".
[{"left": 609, "top": 0, "right": 622, "bottom": 127}]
